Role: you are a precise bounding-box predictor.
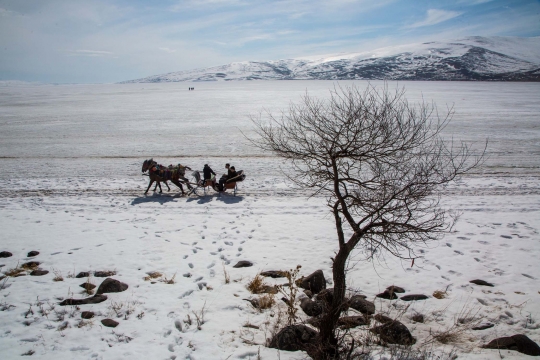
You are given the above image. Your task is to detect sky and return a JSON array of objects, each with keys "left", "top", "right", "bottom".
[{"left": 0, "top": 0, "right": 539, "bottom": 83}]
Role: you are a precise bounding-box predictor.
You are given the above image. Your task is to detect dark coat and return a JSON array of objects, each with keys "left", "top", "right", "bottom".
[{"left": 203, "top": 165, "right": 216, "bottom": 180}]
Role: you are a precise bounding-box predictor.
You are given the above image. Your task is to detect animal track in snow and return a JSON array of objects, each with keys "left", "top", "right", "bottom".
[
  {"left": 500, "top": 235, "right": 512, "bottom": 239},
  {"left": 188, "top": 263, "right": 194, "bottom": 268}
]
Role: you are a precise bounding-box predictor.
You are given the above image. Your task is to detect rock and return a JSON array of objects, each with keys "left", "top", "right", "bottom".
[
  {"left": 261, "top": 285, "right": 278, "bottom": 294},
  {"left": 400, "top": 294, "right": 429, "bottom": 301},
  {"left": 233, "top": 261, "right": 253, "bottom": 268},
  {"left": 473, "top": 323, "right": 494, "bottom": 331},
  {"left": 76, "top": 272, "right": 90, "bottom": 278},
  {"left": 373, "top": 314, "right": 393, "bottom": 324},
  {"left": 260, "top": 270, "right": 286, "bottom": 278},
  {"left": 371, "top": 320, "right": 416, "bottom": 345},
  {"left": 269, "top": 324, "right": 318, "bottom": 352},
  {"left": 349, "top": 296, "right": 375, "bottom": 315},
  {"left": 30, "top": 270, "right": 49, "bottom": 276},
  {"left": 386, "top": 285, "right": 405, "bottom": 293},
  {"left": 0, "top": 251, "right": 12, "bottom": 258},
  {"left": 27, "top": 251, "right": 40, "bottom": 257},
  {"left": 303, "top": 290, "right": 313, "bottom": 298},
  {"left": 483, "top": 334, "right": 540, "bottom": 356},
  {"left": 299, "top": 298, "right": 324, "bottom": 317},
  {"left": 470, "top": 279, "right": 494, "bottom": 287},
  {"left": 96, "top": 278, "right": 128, "bottom": 294},
  {"left": 81, "top": 311, "right": 94, "bottom": 319},
  {"left": 94, "top": 271, "right": 116, "bottom": 277},
  {"left": 338, "top": 316, "right": 368, "bottom": 329},
  {"left": 21, "top": 261, "right": 40, "bottom": 269},
  {"left": 316, "top": 288, "right": 334, "bottom": 305},
  {"left": 296, "top": 270, "right": 326, "bottom": 294},
  {"left": 376, "top": 291, "right": 398, "bottom": 300},
  {"left": 79, "top": 283, "right": 96, "bottom": 290},
  {"left": 59, "top": 295, "right": 108, "bottom": 306},
  {"left": 101, "top": 319, "right": 119, "bottom": 328}
]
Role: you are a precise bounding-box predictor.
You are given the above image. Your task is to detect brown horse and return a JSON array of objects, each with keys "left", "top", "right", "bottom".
[{"left": 142, "top": 159, "right": 193, "bottom": 195}]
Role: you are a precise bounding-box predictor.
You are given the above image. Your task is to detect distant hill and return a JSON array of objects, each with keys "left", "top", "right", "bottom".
[{"left": 121, "top": 36, "right": 540, "bottom": 83}]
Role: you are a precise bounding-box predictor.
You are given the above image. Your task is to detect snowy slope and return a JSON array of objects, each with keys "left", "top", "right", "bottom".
[{"left": 122, "top": 36, "right": 540, "bottom": 83}]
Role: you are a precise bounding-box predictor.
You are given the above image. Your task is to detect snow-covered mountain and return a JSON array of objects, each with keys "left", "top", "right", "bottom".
[{"left": 122, "top": 36, "right": 540, "bottom": 83}]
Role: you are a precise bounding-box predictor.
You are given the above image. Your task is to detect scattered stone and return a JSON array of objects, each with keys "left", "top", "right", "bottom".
[
  {"left": 482, "top": 334, "right": 540, "bottom": 356},
  {"left": 96, "top": 278, "right": 128, "bottom": 295},
  {"left": 296, "top": 270, "right": 326, "bottom": 294},
  {"left": 94, "top": 270, "right": 116, "bottom": 277},
  {"left": 59, "top": 295, "right": 108, "bottom": 306},
  {"left": 21, "top": 261, "right": 40, "bottom": 270},
  {"left": 79, "top": 283, "right": 96, "bottom": 291},
  {"left": 30, "top": 270, "right": 49, "bottom": 276},
  {"left": 316, "top": 288, "right": 334, "bottom": 305},
  {"left": 101, "top": 319, "right": 119, "bottom": 328},
  {"left": 376, "top": 291, "right": 398, "bottom": 300},
  {"left": 386, "top": 286, "right": 405, "bottom": 293},
  {"left": 349, "top": 296, "right": 375, "bottom": 315},
  {"left": 76, "top": 272, "right": 90, "bottom": 278},
  {"left": 260, "top": 285, "right": 278, "bottom": 294},
  {"left": 260, "top": 270, "right": 286, "bottom": 278},
  {"left": 0, "top": 251, "right": 12, "bottom": 258},
  {"left": 338, "top": 316, "right": 368, "bottom": 329},
  {"left": 470, "top": 279, "right": 494, "bottom": 287},
  {"left": 269, "top": 324, "right": 318, "bottom": 352},
  {"left": 371, "top": 320, "right": 416, "bottom": 345},
  {"left": 299, "top": 298, "right": 324, "bottom": 317},
  {"left": 400, "top": 294, "right": 429, "bottom": 301},
  {"left": 373, "top": 314, "right": 393, "bottom": 324},
  {"left": 303, "top": 290, "right": 313, "bottom": 298},
  {"left": 81, "top": 311, "right": 94, "bottom": 319},
  {"left": 233, "top": 261, "right": 253, "bottom": 268},
  {"left": 27, "top": 251, "right": 39, "bottom": 257},
  {"left": 473, "top": 323, "right": 495, "bottom": 331}
]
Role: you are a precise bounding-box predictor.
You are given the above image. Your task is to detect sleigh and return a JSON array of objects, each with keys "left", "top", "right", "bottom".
[{"left": 189, "top": 170, "right": 246, "bottom": 196}]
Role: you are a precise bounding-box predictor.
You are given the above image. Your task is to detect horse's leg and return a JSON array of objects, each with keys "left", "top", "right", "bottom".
[
  {"left": 145, "top": 179, "right": 154, "bottom": 194},
  {"left": 171, "top": 179, "right": 185, "bottom": 195},
  {"left": 153, "top": 181, "right": 159, "bottom": 191},
  {"left": 165, "top": 181, "right": 171, "bottom": 191},
  {"left": 157, "top": 181, "right": 163, "bottom": 193}
]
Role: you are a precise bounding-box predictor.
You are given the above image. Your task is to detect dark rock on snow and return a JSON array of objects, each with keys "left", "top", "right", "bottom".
[
  {"left": 400, "top": 294, "right": 429, "bottom": 301},
  {"left": 81, "top": 311, "right": 94, "bottom": 319},
  {"left": 21, "top": 261, "right": 40, "bottom": 269},
  {"left": 316, "top": 288, "right": 334, "bottom": 305},
  {"left": 303, "top": 290, "right": 313, "bottom": 298},
  {"left": 76, "top": 272, "right": 90, "bottom": 278},
  {"left": 269, "top": 324, "right": 318, "bottom": 352},
  {"left": 338, "top": 316, "right": 368, "bottom": 329},
  {"left": 79, "top": 283, "right": 96, "bottom": 291},
  {"left": 30, "top": 270, "right": 49, "bottom": 276},
  {"left": 296, "top": 270, "right": 326, "bottom": 294},
  {"left": 373, "top": 314, "right": 394, "bottom": 324},
  {"left": 349, "top": 295, "right": 375, "bottom": 315},
  {"left": 376, "top": 291, "right": 398, "bottom": 300},
  {"left": 233, "top": 261, "right": 253, "bottom": 268},
  {"left": 483, "top": 334, "right": 540, "bottom": 356},
  {"left": 299, "top": 297, "right": 324, "bottom": 317},
  {"left": 101, "top": 319, "right": 119, "bottom": 328},
  {"left": 27, "top": 251, "right": 40, "bottom": 257},
  {"left": 470, "top": 279, "right": 494, "bottom": 287},
  {"left": 386, "top": 285, "right": 405, "bottom": 293},
  {"left": 59, "top": 295, "right": 108, "bottom": 306},
  {"left": 96, "top": 278, "right": 128, "bottom": 294},
  {"left": 473, "top": 323, "right": 495, "bottom": 331},
  {"left": 94, "top": 271, "right": 115, "bottom": 277},
  {"left": 0, "top": 251, "right": 12, "bottom": 258},
  {"left": 371, "top": 320, "right": 416, "bottom": 345},
  {"left": 260, "top": 270, "right": 286, "bottom": 278}
]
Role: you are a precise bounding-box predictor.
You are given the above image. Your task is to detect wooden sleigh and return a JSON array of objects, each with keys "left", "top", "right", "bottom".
[{"left": 188, "top": 170, "right": 246, "bottom": 196}]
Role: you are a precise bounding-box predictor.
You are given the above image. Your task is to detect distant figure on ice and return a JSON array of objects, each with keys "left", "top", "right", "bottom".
[
  {"left": 203, "top": 164, "right": 216, "bottom": 189},
  {"left": 218, "top": 164, "right": 238, "bottom": 191}
]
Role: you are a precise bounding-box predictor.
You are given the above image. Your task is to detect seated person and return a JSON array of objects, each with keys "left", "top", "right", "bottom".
[
  {"left": 202, "top": 164, "right": 216, "bottom": 188},
  {"left": 218, "top": 165, "right": 237, "bottom": 191}
]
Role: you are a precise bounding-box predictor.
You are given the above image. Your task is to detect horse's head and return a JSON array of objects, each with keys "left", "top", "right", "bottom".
[{"left": 142, "top": 158, "right": 154, "bottom": 173}]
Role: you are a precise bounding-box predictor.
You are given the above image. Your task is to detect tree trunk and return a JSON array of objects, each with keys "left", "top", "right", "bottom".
[{"left": 318, "top": 244, "right": 350, "bottom": 359}]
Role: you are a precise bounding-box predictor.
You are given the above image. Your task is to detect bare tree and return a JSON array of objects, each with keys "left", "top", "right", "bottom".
[{"left": 249, "top": 84, "right": 484, "bottom": 358}]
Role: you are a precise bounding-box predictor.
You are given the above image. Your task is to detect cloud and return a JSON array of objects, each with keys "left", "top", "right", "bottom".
[
  {"left": 159, "top": 47, "right": 177, "bottom": 53},
  {"left": 67, "top": 50, "right": 114, "bottom": 57},
  {"left": 406, "top": 9, "right": 463, "bottom": 29}
]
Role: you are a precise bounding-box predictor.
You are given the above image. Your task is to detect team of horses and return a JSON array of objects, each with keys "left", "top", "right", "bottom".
[{"left": 141, "top": 159, "right": 193, "bottom": 195}]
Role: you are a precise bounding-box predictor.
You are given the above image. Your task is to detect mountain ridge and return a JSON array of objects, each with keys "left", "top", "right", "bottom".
[{"left": 121, "top": 36, "right": 540, "bottom": 83}]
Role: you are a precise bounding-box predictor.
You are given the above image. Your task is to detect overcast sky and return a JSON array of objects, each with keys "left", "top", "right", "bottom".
[{"left": 0, "top": 0, "right": 539, "bottom": 83}]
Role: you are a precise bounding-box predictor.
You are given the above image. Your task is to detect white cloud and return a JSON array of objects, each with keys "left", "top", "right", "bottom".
[
  {"left": 159, "top": 47, "right": 177, "bottom": 53},
  {"left": 406, "top": 9, "right": 463, "bottom": 29},
  {"left": 67, "top": 50, "right": 114, "bottom": 57}
]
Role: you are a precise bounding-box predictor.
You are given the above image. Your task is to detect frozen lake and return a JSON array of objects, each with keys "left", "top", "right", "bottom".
[{"left": 0, "top": 81, "right": 539, "bottom": 179}]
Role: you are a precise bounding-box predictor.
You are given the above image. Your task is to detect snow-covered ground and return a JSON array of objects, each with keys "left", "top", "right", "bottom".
[{"left": 0, "top": 81, "right": 539, "bottom": 359}]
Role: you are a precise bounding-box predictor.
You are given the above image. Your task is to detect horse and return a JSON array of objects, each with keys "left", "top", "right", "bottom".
[{"left": 142, "top": 159, "right": 194, "bottom": 195}]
